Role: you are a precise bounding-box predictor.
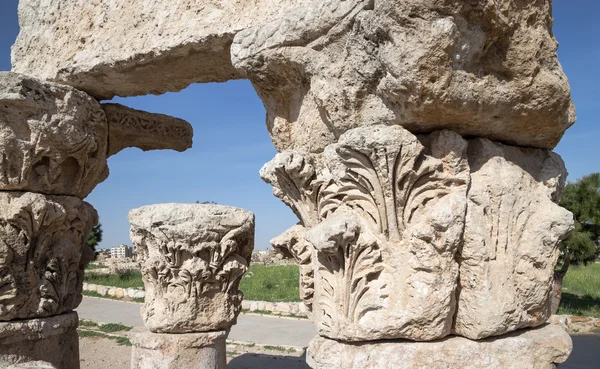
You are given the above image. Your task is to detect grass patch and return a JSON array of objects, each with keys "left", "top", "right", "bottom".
[
  {"left": 263, "top": 345, "right": 296, "bottom": 354},
  {"left": 558, "top": 263, "right": 600, "bottom": 318},
  {"left": 78, "top": 329, "right": 105, "bottom": 338},
  {"left": 115, "top": 337, "right": 132, "bottom": 346},
  {"left": 78, "top": 329, "right": 132, "bottom": 346},
  {"left": 78, "top": 319, "right": 133, "bottom": 346},
  {"left": 82, "top": 290, "right": 144, "bottom": 303},
  {"left": 79, "top": 320, "right": 99, "bottom": 328},
  {"left": 99, "top": 323, "right": 132, "bottom": 333},
  {"left": 84, "top": 264, "right": 301, "bottom": 303},
  {"left": 239, "top": 264, "right": 301, "bottom": 302},
  {"left": 86, "top": 263, "right": 108, "bottom": 270},
  {"left": 84, "top": 270, "right": 144, "bottom": 289}
]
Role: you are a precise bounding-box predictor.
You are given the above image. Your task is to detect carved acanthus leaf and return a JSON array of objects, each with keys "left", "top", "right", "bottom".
[
  {"left": 0, "top": 192, "right": 97, "bottom": 321},
  {"left": 260, "top": 151, "right": 323, "bottom": 227},
  {"left": 306, "top": 212, "right": 383, "bottom": 337},
  {"left": 323, "top": 126, "right": 469, "bottom": 243},
  {"left": 129, "top": 204, "right": 254, "bottom": 333},
  {"left": 271, "top": 225, "right": 315, "bottom": 312}
]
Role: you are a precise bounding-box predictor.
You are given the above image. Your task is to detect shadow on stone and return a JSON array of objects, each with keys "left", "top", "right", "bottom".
[{"left": 228, "top": 353, "right": 309, "bottom": 369}]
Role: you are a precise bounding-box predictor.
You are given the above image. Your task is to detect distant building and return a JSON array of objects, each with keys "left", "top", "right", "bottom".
[
  {"left": 96, "top": 248, "right": 111, "bottom": 260},
  {"left": 110, "top": 245, "right": 133, "bottom": 259}
]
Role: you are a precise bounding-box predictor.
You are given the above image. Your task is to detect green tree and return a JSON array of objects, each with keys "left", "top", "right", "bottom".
[
  {"left": 552, "top": 173, "right": 600, "bottom": 313},
  {"left": 86, "top": 223, "right": 103, "bottom": 260}
]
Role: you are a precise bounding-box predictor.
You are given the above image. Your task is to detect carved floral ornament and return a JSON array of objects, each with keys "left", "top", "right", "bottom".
[
  {"left": 0, "top": 192, "right": 97, "bottom": 321},
  {"left": 260, "top": 124, "right": 572, "bottom": 341},
  {"left": 129, "top": 204, "right": 254, "bottom": 333}
]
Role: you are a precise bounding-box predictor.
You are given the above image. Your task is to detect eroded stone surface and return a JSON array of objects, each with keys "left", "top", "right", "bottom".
[
  {"left": 11, "top": 0, "right": 296, "bottom": 100},
  {"left": 271, "top": 225, "right": 315, "bottom": 315},
  {"left": 0, "top": 73, "right": 194, "bottom": 199},
  {"left": 12, "top": 1, "right": 574, "bottom": 150},
  {"left": 129, "top": 204, "right": 254, "bottom": 333},
  {"left": 0, "top": 192, "right": 97, "bottom": 321},
  {"left": 130, "top": 328, "right": 227, "bottom": 369},
  {"left": 307, "top": 324, "right": 572, "bottom": 369},
  {"left": 262, "top": 124, "right": 574, "bottom": 342},
  {"left": 263, "top": 125, "right": 470, "bottom": 341},
  {"left": 0, "top": 312, "right": 79, "bottom": 369},
  {"left": 454, "top": 138, "right": 575, "bottom": 339},
  {"left": 0, "top": 72, "right": 108, "bottom": 198},
  {"left": 103, "top": 103, "right": 193, "bottom": 156},
  {"left": 233, "top": 0, "right": 575, "bottom": 152}
]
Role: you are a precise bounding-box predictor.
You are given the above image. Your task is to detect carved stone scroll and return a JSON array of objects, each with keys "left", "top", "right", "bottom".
[
  {"left": 129, "top": 203, "right": 255, "bottom": 333},
  {"left": 0, "top": 73, "right": 194, "bottom": 199},
  {"left": 0, "top": 192, "right": 97, "bottom": 321},
  {"left": 0, "top": 72, "right": 109, "bottom": 199},
  {"left": 103, "top": 103, "right": 193, "bottom": 157}
]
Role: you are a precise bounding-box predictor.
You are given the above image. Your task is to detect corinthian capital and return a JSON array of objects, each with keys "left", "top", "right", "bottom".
[
  {"left": 0, "top": 192, "right": 97, "bottom": 321},
  {"left": 129, "top": 204, "right": 254, "bottom": 333}
]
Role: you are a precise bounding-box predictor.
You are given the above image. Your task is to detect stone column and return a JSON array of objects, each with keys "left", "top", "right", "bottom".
[
  {"left": 232, "top": 2, "right": 577, "bottom": 368},
  {"left": 0, "top": 72, "right": 193, "bottom": 368},
  {"left": 260, "top": 125, "right": 574, "bottom": 368},
  {"left": 128, "top": 204, "right": 255, "bottom": 369},
  {"left": 0, "top": 73, "right": 104, "bottom": 369}
]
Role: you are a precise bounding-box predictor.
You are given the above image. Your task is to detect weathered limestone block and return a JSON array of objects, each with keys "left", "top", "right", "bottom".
[
  {"left": 454, "top": 139, "right": 574, "bottom": 339},
  {"left": 233, "top": 0, "right": 575, "bottom": 152},
  {"left": 0, "top": 72, "right": 108, "bottom": 198},
  {"left": 129, "top": 204, "right": 255, "bottom": 333},
  {"left": 307, "top": 324, "right": 572, "bottom": 369},
  {"left": 0, "top": 312, "right": 79, "bottom": 369},
  {"left": 130, "top": 328, "right": 227, "bottom": 369},
  {"left": 0, "top": 73, "right": 194, "bottom": 198},
  {"left": 263, "top": 124, "right": 575, "bottom": 342},
  {"left": 12, "top": 1, "right": 574, "bottom": 150},
  {"left": 102, "top": 103, "right": 193, "bottom": 156},
  {"left": 262, "top": 125, "right": 470, "bottom": 341},
  {"left": 11, "top": 0, "right": 298, "bottom": 99},
  {"left": 0, "top": 192, "right": 97, "bottom": 321}
]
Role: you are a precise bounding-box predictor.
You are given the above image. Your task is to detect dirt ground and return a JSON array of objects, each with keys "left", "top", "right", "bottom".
[
  {"left": 79, "top": 337, "right": 131, "bottom": 369},
  {"left": 79, "top": 337, "right": 310, "bottom": 369}
]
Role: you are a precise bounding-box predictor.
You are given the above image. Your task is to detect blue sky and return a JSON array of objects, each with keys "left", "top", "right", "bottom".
[{"left": 0, "top": 1, "right": 598, "bottom": 250}]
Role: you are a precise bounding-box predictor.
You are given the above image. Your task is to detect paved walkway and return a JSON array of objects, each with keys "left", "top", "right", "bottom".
[
  {"left": 562, "top": 335, "right": 600, "bottom": 369},
  {"left": 77, "top": 297, "right": 599, "bottom": 368},
  {"left": 77, "top": 297, "right": 316, "bottom": 347}
]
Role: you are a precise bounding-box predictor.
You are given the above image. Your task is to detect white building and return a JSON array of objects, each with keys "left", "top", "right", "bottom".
[{"left": 110, "top": 245, "right": 133, "bottom": 259}]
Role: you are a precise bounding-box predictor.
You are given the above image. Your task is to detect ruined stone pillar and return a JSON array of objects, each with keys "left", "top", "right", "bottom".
[
  {"left": 7, "top": 0, "right": 578, "bottom": 367},
  {"left": 234, "top": 2, "right": 576, "bottom": 368},
  {"left": 128, "top": 204, "right": 255, "bottom": 369},
  {"left": 260, "top": 125, "right": 574, "bottom": 368},
  {"left": 0, "top": 72, "right": 193, "bottom": 368}
]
